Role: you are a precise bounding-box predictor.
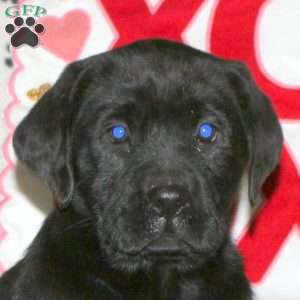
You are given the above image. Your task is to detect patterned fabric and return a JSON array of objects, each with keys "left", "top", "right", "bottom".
[{"left": 0, "top": 1, "right": 299, "bottom": 299}]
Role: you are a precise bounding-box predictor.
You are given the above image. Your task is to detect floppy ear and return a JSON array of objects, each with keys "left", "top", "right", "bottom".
[
  {"left": 13, "top": 61, "right": 87, "bottom": 209},
  {"left": 227, "top": 62, "right": 283, "bottom": 207}
]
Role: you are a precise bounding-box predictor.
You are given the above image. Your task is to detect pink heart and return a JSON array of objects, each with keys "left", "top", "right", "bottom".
[{"left": 39, "top": 10, "right": 91, "bottom": 62}]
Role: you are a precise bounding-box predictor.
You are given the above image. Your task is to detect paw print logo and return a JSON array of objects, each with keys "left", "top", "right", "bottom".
[{"left": 5, "top": 17, "right": 44, "bottom": 47}]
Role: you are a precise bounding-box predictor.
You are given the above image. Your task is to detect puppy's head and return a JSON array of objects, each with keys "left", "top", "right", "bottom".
[{"left": 13, "top": 39, "right": 283, "bottom": 273}]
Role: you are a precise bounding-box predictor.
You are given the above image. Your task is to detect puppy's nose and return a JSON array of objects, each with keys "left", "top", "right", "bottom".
[{"left": 147, "top": 185, "right": 190, "bottom": 218}]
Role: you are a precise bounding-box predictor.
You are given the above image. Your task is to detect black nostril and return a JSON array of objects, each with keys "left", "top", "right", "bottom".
[{"left": 147, "top": 185, "right": 190, "bottom": 218}]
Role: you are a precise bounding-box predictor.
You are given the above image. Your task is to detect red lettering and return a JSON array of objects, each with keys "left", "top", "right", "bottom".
[{"left": 101, "top": 0, "right": 204, "bottom": 47}]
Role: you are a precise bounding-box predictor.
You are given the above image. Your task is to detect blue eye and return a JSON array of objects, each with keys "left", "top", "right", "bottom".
[
  {"left": 111, "top": 125, "right": 128, "bottom": 141},
  {"left": 197, "top": 122, "right": 216, "bottom": 142}
]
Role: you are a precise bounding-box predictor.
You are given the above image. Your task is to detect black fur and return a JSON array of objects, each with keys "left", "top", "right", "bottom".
[{"left": 0, "top": 39, "right": 283, "bottom": 300}]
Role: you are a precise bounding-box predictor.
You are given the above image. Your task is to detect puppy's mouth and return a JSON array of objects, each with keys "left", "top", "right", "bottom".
[
  {"left": 120, "top": 234, "right": 198, "bottom": 261},
  {"left": 144, "top": 235, "right": 190, "bottom": 256},
  {"left": 143, "top": 236, "right": 195, "bottom": 263}
]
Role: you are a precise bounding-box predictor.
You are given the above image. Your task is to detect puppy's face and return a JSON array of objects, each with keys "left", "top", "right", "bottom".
[
  {"left": 72, "top": 57, "right": 248, "bottom": 272},
  {"left": 13, "top": 40, "right": 283, "bottom": 273}
]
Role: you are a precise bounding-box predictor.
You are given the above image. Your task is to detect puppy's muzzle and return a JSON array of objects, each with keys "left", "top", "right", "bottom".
[{"left": 142, "top": 178, "right": 193, "bottom": 256}]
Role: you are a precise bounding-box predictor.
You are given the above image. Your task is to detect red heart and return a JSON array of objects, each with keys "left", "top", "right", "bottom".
[{"left": 39, "top": 10, "right": 91, "bottom": 62}]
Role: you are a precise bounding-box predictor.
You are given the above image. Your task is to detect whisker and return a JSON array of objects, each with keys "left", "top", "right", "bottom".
[{"left": 61, "top": 217, "right": 92, "bottom": 233}]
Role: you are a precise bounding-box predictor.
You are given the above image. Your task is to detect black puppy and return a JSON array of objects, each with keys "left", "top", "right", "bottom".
[{"left": 0, "top": 39, "right": 282, "bottom": 300}]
